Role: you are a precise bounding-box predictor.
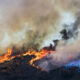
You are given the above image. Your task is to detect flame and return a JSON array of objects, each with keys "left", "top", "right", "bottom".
[
  {"left": 0, "top": 48, "right": 55, "bottom": 69},
  {"left": 0, "top": 48, "right": 15, "bottom": 63}
]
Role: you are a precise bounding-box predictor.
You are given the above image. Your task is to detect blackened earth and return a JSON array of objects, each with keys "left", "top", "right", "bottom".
[{"left": 0, "top": 56, "right": 80, "bottom": 80}]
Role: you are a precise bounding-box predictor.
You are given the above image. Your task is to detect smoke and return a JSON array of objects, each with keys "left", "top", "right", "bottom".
[
  {"left": 38, "top": 0, "right": 80, "bottom": 71},
  {"left": 0, "top": 0, "right": 61, "bottom": 54},
  {"left": 0, "top": 0, "right": 72, "bottom": 53},
  {"left": 0, "top": 0, "right": 80, "bottom": 71},
  {"left": 39, "top": 39, "right": 80, "bottom": 71}
]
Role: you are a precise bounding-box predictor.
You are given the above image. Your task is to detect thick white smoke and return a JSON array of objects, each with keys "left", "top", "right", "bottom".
[
  {"left": 38, "top": 0, "right": 80, "bottom": 71},
  {"left": 0, "top": 0, "right": 60, "bottom": 54}
]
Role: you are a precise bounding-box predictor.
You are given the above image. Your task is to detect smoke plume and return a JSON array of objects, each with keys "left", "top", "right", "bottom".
[
  {"left": 0, "top": 0, "right": 80, "bottom": 71},
  {"left": 38, "top": 0, "right": 80, "bottom": 71},
  {"left": 0, "top": 0, "right": 61, "bottom": 54}
]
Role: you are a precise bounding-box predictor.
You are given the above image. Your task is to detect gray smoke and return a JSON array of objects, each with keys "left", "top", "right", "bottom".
[
  {"left": 0, "top": 0, "right": 61, "bottom": 54},
  {"left": 0, "top": 0, "right": 80, "bottom": 72},
  {"left": 39, "top": 15, "right": 80, "bottom": 71}
]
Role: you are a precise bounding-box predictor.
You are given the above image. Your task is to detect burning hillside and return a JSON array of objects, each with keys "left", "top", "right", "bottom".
[
  {"left": 0, "top": 49, "right": 79, "bottom": 80},
  {"left": 0, "top": 48, "right": 55, "bottom": 70},
  {"left": 0, "top": 0, "right": 80, "bottom": 80}
]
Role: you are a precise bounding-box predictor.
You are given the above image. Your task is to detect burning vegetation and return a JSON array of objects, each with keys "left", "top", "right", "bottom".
[
  {"left": 0, "top": 0, "right": 80, "bottom": 74},
  {"left": 0, "top": 48, "right": 55, "bottom": 70}
]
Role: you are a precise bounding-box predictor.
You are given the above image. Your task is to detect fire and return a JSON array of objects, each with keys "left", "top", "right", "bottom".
[
  {"left": 0, "top": 48, "right": 15, "bottom": 63},
  {"left": 0, "top": 48, "right": 55, "bottom": 69}
]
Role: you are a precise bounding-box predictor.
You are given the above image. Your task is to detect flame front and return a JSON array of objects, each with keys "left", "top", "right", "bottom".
[
  {"left": 0, "top": 48, "right": 15, "bottom": 63},
  {"left": 0, "top": 48, "right": 55, "bottom": 69}
]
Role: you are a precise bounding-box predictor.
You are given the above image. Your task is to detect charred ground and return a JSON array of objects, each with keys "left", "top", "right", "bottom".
[
  {"left": 0, "top": 29, "right": 79, "bottom": 80},
  {"left": 0, "top": 54, "right": 80, "bottom": 80}
]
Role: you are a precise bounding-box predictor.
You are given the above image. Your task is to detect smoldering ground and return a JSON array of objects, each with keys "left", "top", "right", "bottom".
[{"left": 0, "top": 0, "right": 80, "bottom": 71}]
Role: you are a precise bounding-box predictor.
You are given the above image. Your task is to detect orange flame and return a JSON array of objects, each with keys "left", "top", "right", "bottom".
[
  {"left": 0, "top": 48, "right": 14, "bottom": 63},
  {"left": 0, "top": 48, "right": 55, "bottom": 69}
]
